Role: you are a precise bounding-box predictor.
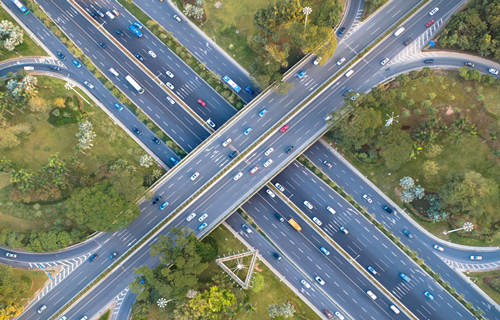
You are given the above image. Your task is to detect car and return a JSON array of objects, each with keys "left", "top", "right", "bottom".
[
  {"left": 133, "top": 22, "right": 143, "bottom": 29},
  {"left": 425, "top": 19, "right": 435, "bottom": 28},
  {"left": 95, "top": 9, "right": 104, "bottom": 17},
  {"left": 403, "top": 37, "right": 413, "bottom": 46},
  {"left": 242, "top": 224, "right": 252, "bottom": 233},
  {"left": 115, "top": 29, "right": 124, "bottom": 36},
  {"left": 245, "top": 86, "right": 254, "bottom": 94},
  {"left": 5, "top": 252, "right": 17, "bottom": 258},
  {"left": 249, "top": 166, "right": 259, "bottom": 174},
  {"left": 83, "top": 81, "right": 94, "bottom": 89},
  {"left": 159, "top": 201, "right": 168, "bottom": 210},
  {"left": 244, "top": 127, "right": 253, "bottom": 135},
  {"left": 315, "top": 275, "right": 325, "bottom": 285},
  {"left": 186, "top": 213, "right": 196, "bottom": 222},
  {"left": 37, "top": 304, "right": 47, "bottom": 314},
  {"left": 233, "top": 172, "right": 243, "bottom": 181},
  {"left": 197, "top": 99, "right": 207, "bottom": 107},
  {"left": 366, "top": 290, "right": 377, "bottom": 300},
  {"left": 470, "top": 255, "right": 483, "bottom": 261},
  {"left": 488, "top": 68, "right": 499, "bottom": 75},
  {"left": 169, "top": 157, "right": 179, "bottom": 165},
  {"left": 297, "top": 70, "right": 306, "bottom": 79},
  {"left": 464, "top": 61, "right": 475, "bottom": 68},
  {"left": 362, "top": 194, "right": 373, "bottom": 203},
  {"left": 429, "top": 7, "right": 439, "bottom": 15},
  {"left": 433, "top": 244, "right": 444, "bottom": 252},
  {"left": 285, "top": 145, "right": 294, "bottom": 153},
  {"left": 303, "top": 200, "right": 313, "bottom": 210},
  {"left": 264, "top": 147, "right": 274, "bottom": 156},
  {"left": 383, "top": 205, "right": 393, "bottom": 213},
  {"left": 399, "top": 272, "right": 411, "bottom": 283},
  {"left": 266, "top": 189, "right": 276, "bottom": 198},
  {"left": 206, "top": 118, "right": 216, "bottom": 128},
  {"left": 424, "top": 291, "right": 434, "bottom": 300},
  {"left": 198, "top": 213, "right": 208, "bottom": 222},
  {"left": 349, "top": 92, "right": 360, "bottom": 101},
  {"left": 165, "top": 70, "right": 174, "bottom": 78},
  {"left": 72, "top": 59, "right": 82, "bottom": 68},
  {"left": 326, "top": 206, "right": 336, "bottom": 214},
  {"left": 58, "top": 316, "right": 68, "bottom": 320},
  {"left": 313, "top": 57, "right": 321, "bottom": 65},
  {"left": 402, "top": 228, "right": 414, "bottom": 239},
  {"left": 380, "top": 57, "right": 390, "bottom": 66},
  {"left": 152, "top": 196, "right": 161, "bottom": 204},
  {"left": 340, "top": 226, "right": 349, "bottom": 234},
  {"left": 301, "top": 279, "right": 311, "bottom": 289},
  {"left": 423, "top": 58, "right": 434, "bottom": 64},
  {"left": 166, "top": 82, "right": 174, "bottom": 90},
  {"left": 367, "top": 266, "right": 377, "bottom": 275},
  {"left": 280, "top": 124, "right": 289, "bottom": 133},
  {"left": 320, "top": 246, "right": 330, "bottom": 255},
  {"left": 275, "top": 182, "right": 285, "bottom": 192},
  {"left": 313, "top": 217, "right": 323, "bottom": 226},
  {"left": 322, "top": 160, "right": 332, "bottom": 168},
  {"left": 109, "top": 251, "right": 118, "bottom": 260},
  {"left": 337, "top": 27, "right": 346, "bottom": 36},
  {"left": 222, "top": 138, "right": 232, "bottom": 147},
  {"left": 89, "top": 10, "right": 97, "bottom": 18},
  {"left": 132, "top": 127, "right": 142, "bottom": 135},
  {"left": 228, "top": 150, "right": 238, "bottom": 159},
  {"left": 324, "top": 309, "right": 334, "bottom": 319},
  {"left": 173, "top": 14, "right": 182, "bottom": 23},
  {"left": 114, "top": 103, "right": 124, "bottom": 111},
  {"left": 263, "top": 159, "right": 273, "bottom": 168},
  {"left": 258, "top": 108, "right": 268, "bottom": 117},
  {"left": 342, "top": 88, "right": 353, "bottom": 97},
  {"left": 390, "top": 305, "right": 400, "bottom": 314},
  {"left": 166, "top": 96, "right": 175, "bottom": 104},
  {"left": 50, "top": 65, "right": 61, "bottom": 71},
  {"left": 79, "top": 316, "right": 88, "bottom": 320},
  {"left": 197, "top": 223, "right": 208, "bottom": 231},
  {"left": 272, "top": 252, "right": 282, "bottom": 261},
  {"left": 99, "top": 41, "right": 106, "bottom": 49},
  {"left": 56, "top": 51, "right": 65, "bottom": 60},
  {"left": 336, "top": 57, "right": 346, "bottom": 65},
  {"left": 88, "top": 253, "right": 98, "bottom": 262},
  {"left": 152, "top": 137, "right": 161, "bottom": 144},
  {"left": 190, "top": 172, "right": 200, "bottom": 181},
  {"left": 275, "top": 213, "right": 285, "bottom": 222},
  {"left": 135, "top": 53, "right": 144, "bottom": 61},
  {"left": 335, "top": 311, "right": 345, "bottom": 320},
  {"left": 147, "top": 50, "right": 157, "bottom": 58}
]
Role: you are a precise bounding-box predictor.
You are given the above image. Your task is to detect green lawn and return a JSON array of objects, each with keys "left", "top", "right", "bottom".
[
  {"left": 361, "top": 0, "right": 389, "bottom": 20},
  {"left": 12, "top": 267, "right": 47, "bottom": 307},
  {"left": 0, "top": 6, "right": 46, "bottom": 60},
  {"left": 97, "top": 309, "right": 110, "bottom": 320},
  {"left": 469, "top": 270, "right": 500, "bottom": 305}
]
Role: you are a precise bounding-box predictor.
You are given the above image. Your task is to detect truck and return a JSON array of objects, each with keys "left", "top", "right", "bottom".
[{"left": 288, "top": 218, "right": 302, "bottom": 232}]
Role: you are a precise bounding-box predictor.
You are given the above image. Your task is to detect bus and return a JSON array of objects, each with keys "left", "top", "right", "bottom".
[
  {"left": 222, "top": 75, "right": 241, "bottom": 93},
  {"left": 128, "top": 24, "right": 143, "bottom": 38},
  {"left": 288, "top": 218, "right": 302, "bottom": 232},
  {"left": 11, "top": 0, "right": 29, "bottom": 15},
  {"left": 393, "top": 26, "right": 405, "bottom": 37},
  {"left": 125, "top": 75, "right": 144, "bottom": 94}
]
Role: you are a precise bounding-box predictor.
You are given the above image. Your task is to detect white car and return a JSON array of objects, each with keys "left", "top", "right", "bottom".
[
  {"left": 264, "top": 147, "right": 274, "bottom": 156},
  {"left": 147, "top": 50, "right": 157, "bottom": 58},
  {"left": 222, "top": 138, "right": 232, "bottom": 147},
  {"left": 470, "top": 255, "right": 483, "bottom": 260},
  {"left": 58, "top": 316, "right": 68, "bottom": 320},
  {"left": 165, "top": 70, "right": 174, "bottom": 78},
  {"left": 366, "top": 290, "right": 377, "bottom": 300},
  {"left": 335, "top": 311, "right": 345, "bottom": 320},
  {"left": 380, "top": 57, "right": 390, "bottom": 66},
  {"left": 166, "top": 82, "right": 174, "bottom": 90},
  {"left": 433, "top": 244, "right": 444, "bottom": 252},
  {"left": 312, "top": 217, "right": 322, "bottom": 226},
  {"left": 301, "top": 279, "right": 311, "bottom": 289},
  {"left": 340, "top": 226, "right": 349, "bottom": 234},
  {"left": 336, "top": 57, "right": 346, "bottom": 65},
  {"left": 233, "top": 172, "right": 243, "bottom": 181},
  {"left": 326, "top": 206, "right": 336, "bottom": 214},
  {"left": 83, "top": 80, "right": 94, "bottom": 89},
  {"left": 206, "top": 118, "right": 216, "bottom": 128},
  {"left": 263, "top": 159, "right": 273, "bottom": 168},
  {"left": 186, "top": 213, "right": 196, "bottom": 222},
  {"left": 166, "top": 95, "right": 175, "bottom": 104},
  {"left": 266, "top": 189, "right": 276, "bottom": 198},
  {"left": 198, "top": 213, "right": 208, "bottom": 222},
  {"left": 390, "top": 305, "right": 400, "bottom": 314},
  {"left": 313, "top": 57, "right": 321, "bottom": 65},
  {"left": 315, "top": 276, "right": 325, "bottom": 286},
  {"left": 190, "top": 171, "right": 200, "bottom": 181},
  {"left": 275, "top": 183, "right": 285, "bottom": 192},
  {"left": 5, "top": 252, "right": 17, "bottom": 258},
  {"left": 488, "top": 68, "right": 499, "bottom": 75},
  {"left": 429, "top": 7, "right": 439, "bottom": 16},
  {"left": 362, "top": 194, "right": 373, "bottom": 203},
  {"left": 303, "top": 200, "right": 313, "bottom": 210}
]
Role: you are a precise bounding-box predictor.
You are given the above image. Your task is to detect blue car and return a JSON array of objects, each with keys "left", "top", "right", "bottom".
[
  {"left": 297, "top": 70, "right": 306, "bottom": 79},
  {"left": 198, "top": 222, "right": 208, "bottom": 231},
  {"left": 337, "top": 27, "right": 346, "bottom": 36},
  {"left": 56, "top": 51, "right": 65, "bottom": 60},
  {"left": 258, "top": 108, "right": 267, "bottom": 117},
  {"left": 152, "top": 137, "right": 161, "bottom": 144},
  {"left": 245, "top": 86, "right": 254, "bottom": 94},
  {"left": 133, "top": 22, "right": 143, "bottom": 29},
  {"left": 114, "top": 103, "right": 123, "bottom": 111},
  {"left": 72, "top": 59, "right": 82, "bottom": 68},
  {"left": 402, "top": 228, "right": 414, "bottom": 239},
  {"left": 244, "top": 127, "right": 253, "bottom": 135},
  {"left": 88, "top": 253, "right": 98, "bottom": 262},
  {"left": 109, "top": 252, "right": 117, "bottom": 260},
  {"left": 367, "top": 266, "right": 377, "bottom": 275},
  {"left": 424, "top": 291, "right": 434, "bottom": 300},
  {"left": 169, "top": 157, "right": 179, "bottom": 165},
  {"left": 320, "top": 246, "right": 330, "bottom": 256},
  {"left": 132, "top": 127, "right": 142, "bottom": 135},
  {"left": 159, "top": 201, "right": 168, "bottom": 210},
  {"left": 99, "top": 41, "right": 106, "bottom": 49},
  {"left": 399, "top": 272, "right": 410, "bottom": 283}
]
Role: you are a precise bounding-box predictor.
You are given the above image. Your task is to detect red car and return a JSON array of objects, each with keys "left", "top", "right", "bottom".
[
  {"left": 425, "top": 19, "right": 435, "bottom": 28},
  {"left": 280, "top": 124, "right": 289, "bottom": 133},
  {"left": 197, "top": 98, "right": 206, "bottom": 107},
  {"left": 249, "top": 166, "right": 259, "bottom": 175}
]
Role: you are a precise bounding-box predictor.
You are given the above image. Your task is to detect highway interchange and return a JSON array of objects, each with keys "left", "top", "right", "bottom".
[{"left": 1, "top": 0, "right": 499, "bottom": 319}]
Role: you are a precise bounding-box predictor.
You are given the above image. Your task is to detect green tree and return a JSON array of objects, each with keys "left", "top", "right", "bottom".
[
  {"left": 377, "top": 129, "right": 413, "bottom": 170},
  {"left": 337, "top": 107, "right": 383, "bottom": 149},
  {"left": 186, "top": 286, "right": 237, "bottom": 319}
]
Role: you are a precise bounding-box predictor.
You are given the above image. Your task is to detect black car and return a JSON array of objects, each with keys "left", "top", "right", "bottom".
[
  {"left": 464, "top": 61, "right": 475, "bottom": 68},
  {"left": 383, "top": 205, "right": 393, "bottom": 213},
  {"left": 132, "top": 127, "right": 142, "bottom": 135},
  {"left": 403, "top": 37, "right": 413, "bottom": 46},
  {"left": 152, "top": 196, "right": 161, "bottom": 204},
  {"left": 89, "top": 10, "right": 97, "bottom": 18},
  {"left": 273, "top": 252, "right": 282, "bottom": 261},
  {"left": 135, "top": 53, "right": 144, "bottom": 61},
  {"left": 274, "top": 212, "right": 285, "bottom": 222},
  {"left": 50, "top": 65, "right": 61, "bottom": 71},
  {"left": 115, "top": 29, "right": 124, "bottom": 36},
  {"left": 245, "top": 86, "right": 254, "bottom": 95},
  {"left": 228, "top": 150, "right": 238, "bottom": 159},
  {"left": 423, "top": 59, "right": 434, "bottom": 64},
  {"left": 152, "top": 137, "right": 161, "bottom": 144},
  {"left": 285, "top": 145, "right": 294, "bottom": 153},
  {"left": 99, "top": 42, "right": 106, "bottom": 49},
  {"left": 337, "top": 27, "right": 346, "bottom": 36},
  {"left": 56, "top": 51, "right": 65, "bottom": 60}
]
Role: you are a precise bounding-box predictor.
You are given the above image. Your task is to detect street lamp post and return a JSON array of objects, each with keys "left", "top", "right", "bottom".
[
  {"left": 443, "top": 221, "right": 474, "bottom": 235},
  {"left": 303, "top": 7, "right": 312, "bottom": 31}
]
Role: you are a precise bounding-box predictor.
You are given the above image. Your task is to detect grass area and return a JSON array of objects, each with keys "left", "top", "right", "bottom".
[
  {"left": 97, "top": 309, "right": 111, "bottom": 320},
  {"left": 361, "top": 0, "right": 389, "bottom": 20},
  {"left": 11, "top": 267, "right": 47, "bottom": 307},
  {"left": 0, "top": 5, "right": 46, "bottom": 60},
  {"left": 470, "top": 270, "right": 500, "bottom": 305}
]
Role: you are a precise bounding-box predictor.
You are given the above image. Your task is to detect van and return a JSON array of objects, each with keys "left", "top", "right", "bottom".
[
  {"left": 393, "top": 27, "right": 405, "bottom": 37},
  {"left": 23, "top": 66, "right": 34, "bottom": 71},
  {"left": 105, "top": 11, "right": 115, "bottom": 19},
  {"left": 108, "top": 67, "right": 119, "bottom": 77},
  {"left": 344, "top": 69, "right": 354, "bottom": 78}
]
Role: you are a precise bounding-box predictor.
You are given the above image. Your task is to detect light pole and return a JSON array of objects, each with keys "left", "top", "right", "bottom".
[
  {"left": 303, "top": 7, "right": 312, "bottom": 31},
  {"left": 443, "top": 221, "right": 474, "bottom": 235}
]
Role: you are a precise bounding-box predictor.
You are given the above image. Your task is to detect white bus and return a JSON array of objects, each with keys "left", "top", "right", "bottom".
[
  {"left": 393, "top": 27, "right": 405, "bottom": 37},
  {"left": 222, "top": 75, "right": 241, "bottom": 93},
  {"left": 125, "top": 75, "right": 144, "bottom": 94}
]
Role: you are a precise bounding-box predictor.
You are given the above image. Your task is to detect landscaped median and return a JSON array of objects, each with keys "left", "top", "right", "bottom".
[{"left": 298, "top": 154, "right": 485, "bottom": 319}]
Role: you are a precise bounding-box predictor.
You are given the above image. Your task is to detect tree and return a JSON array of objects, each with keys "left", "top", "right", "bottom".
[
  {"left": 422, "top": 160, "right": 439, "bottom": 180},
  {"left": 139, "top": 154, "right": 154, "bottom": 168},
  {"left": 0, "top": 128, "right": 20, "bottom": 149},
  {"left": 75, "top": 120, "right": 96, "bottom": 151},
  {"left": 186, "top": 286, "right": 237, "bottom": 319},
  {"left": 377, "top": 129, "right": 413, "bottom": 170},
  {"left": 29, "top": 96, "right": 48, "bottom": 113},
  {"left": 400, "top": 176, "right": 415, "bottom": 190},
  {"left": 0, "top": 20, "right": 24, "bottom": 51},
  {"left": 337, "top": 107, "right": 383, "bottom": 149}
]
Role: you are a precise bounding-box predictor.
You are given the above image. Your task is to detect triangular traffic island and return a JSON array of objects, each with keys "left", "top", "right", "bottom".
[{"left": 216, "top": 249, "right": 258, "bottom": 289}]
